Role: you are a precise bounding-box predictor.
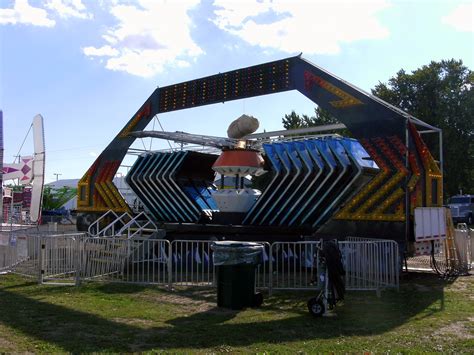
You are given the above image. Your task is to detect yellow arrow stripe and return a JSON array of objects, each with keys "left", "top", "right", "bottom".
[{"left": 304, "top": 71, "right": 363, "bottom": 108}]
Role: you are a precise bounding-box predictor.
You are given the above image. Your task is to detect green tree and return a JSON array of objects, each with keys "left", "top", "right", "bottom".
[
  {"left": 372, "top": 59, "right": 474, "bottom": 198},
  {"left": 42, "top": 186, "right": 77, "bottom": 210},
  {"left": 282, "top": 107, "right": 350, "bottom": 136}
]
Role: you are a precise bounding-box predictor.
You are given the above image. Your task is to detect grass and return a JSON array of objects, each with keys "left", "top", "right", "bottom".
[{"left": 0, "top": 273, "right": 473, "bottom": 353}]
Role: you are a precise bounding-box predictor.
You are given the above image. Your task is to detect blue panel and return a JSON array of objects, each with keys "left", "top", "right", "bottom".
[
  {"left": 315, "top": 140, "right": 337, "bottom": 168},
  {"left": 263, "top": 144, "right": 281, "bottom": 173},
  {"left": 243, "top": 144, "right": 283, "bottom": 224},
  {"left": 289, "top": 140, "right": 335, "bottom": 226},
  {"left": 267, "top": 142, "right": 304, "bottom": 225},
  {"left": 343, "top": 139, "right": 378, "bottom": 169},
  {"left": 313, "top": 139, "right": 363, "bottom": 227},
  {"left": 300, "top": 139, "right": 342, "bottom": 225},
  {"left": 183, "top": 186, "right": 209, "bottom": 211},
  {"left": 295, "top": 141, "right": 313, "bottom": 170},
  {"left": 197, "top": 184, "right": 218, "bottom": 210},
  {"left": 328, "top": 140, "right": 350, "bottom": 167},
  {"left": 255, "top": 143, "right": 293, "bottom": 225}
]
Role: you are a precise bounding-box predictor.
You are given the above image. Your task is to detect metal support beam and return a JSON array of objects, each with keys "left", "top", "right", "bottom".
[{"left": 245, "top": 124, "right": 347, "bottom": 139}]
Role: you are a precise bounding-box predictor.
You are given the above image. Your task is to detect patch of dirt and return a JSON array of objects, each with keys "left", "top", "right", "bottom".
[
  {"left": 138, "top": 288, "right": 217, "bottom": 313},
  {"left": 0, "top": 336, "right": 17, "bottom": 352},
  {"left": 446, "top": 276, "right": 474, "bottom": 294},
  {"left": 433, "top": 319, "right": 474, "bottom": 340},
  {"left": 112, "top": 317, "right": 155, "bottom": 327}
]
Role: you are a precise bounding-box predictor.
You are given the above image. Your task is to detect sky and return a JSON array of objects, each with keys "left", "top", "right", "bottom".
[{"left": 0, "top": 0, "right": 473, "bottom": 184}]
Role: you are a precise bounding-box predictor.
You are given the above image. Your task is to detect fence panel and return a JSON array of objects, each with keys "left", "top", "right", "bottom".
[
  {"left": 256, "top": 242, "right": 271, "bottom": 289},
  {"left": 170, "top": 240, "right": 215, "bottom": 286},
  {"left": 270, "top": 241, "right": 320, "bottom": 291},
  {"left": 454, "top": 228, "right": 472, "bottom": 271},
  {"left": 170, "top": 240, "right": 272, "bottom": 289},
  {"left": 40, "top": 234, "right": 85, "bottom": 284},
  {"left": 2, "top": 233, "right": 400, "bottom": 292},
  {"left": 1, "top": 231, "right": 41, "bottom": 278},
  {"left": 0, "top": 232, "right": 16, "bottom": 272},
  {"left": 81, "top": 237, "right": 170, "bottom": 285}
]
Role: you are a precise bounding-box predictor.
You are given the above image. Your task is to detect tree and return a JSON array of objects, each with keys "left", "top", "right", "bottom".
[
  {"left": 42, "top": 186, "right": 77, "bottom": 211},
  {"left": 372, "top": 59, "right": 474, "bottom": 198},
  {"left": 282, "top": 107, "right": 351, "bottom": 136}
]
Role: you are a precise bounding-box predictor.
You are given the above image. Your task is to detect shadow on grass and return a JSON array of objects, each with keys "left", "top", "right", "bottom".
[{"left": 0, "top": 273, "right": 455, "bottom": 352}]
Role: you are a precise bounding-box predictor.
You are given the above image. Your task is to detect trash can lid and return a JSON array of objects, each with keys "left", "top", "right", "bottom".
[
  {"left": 212, "top": 241, "right": 263, "bottom": 248},
  {"left": 211, "top": 241, "right": 264, "bottom": 265}
]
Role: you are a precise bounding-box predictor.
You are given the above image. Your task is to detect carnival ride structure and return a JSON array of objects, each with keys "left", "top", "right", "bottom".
[
  {"left": 0, "top": 111, "right": 46, "bottom": 225},
  {"left": 76, "top": 55, "right": 443, "bottom": 250}
]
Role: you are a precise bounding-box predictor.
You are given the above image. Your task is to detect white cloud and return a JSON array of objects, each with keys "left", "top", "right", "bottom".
[
  {"left": 0, "top": 0, "right": 55, "bottom": 27},
  {"left": 212, "top": 0, "right": 391, "bottom": 55},
  {"left": 89, "top": 151, "right": 98, "bottom": 157},
  {"left": 83, "top": 0, "right": 204, "bottom": 77},
  {"left": 83, "top": 45, "right": 119, "bottom": 57},
  {"left": 45, "top": 0, "right": 92, "bottom": 20},
  {"left": 442, "top": 3, "right": 473, "bottom": 32}
]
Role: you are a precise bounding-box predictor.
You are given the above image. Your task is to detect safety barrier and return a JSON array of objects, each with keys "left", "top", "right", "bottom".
[
  {"left": 269, "top": 241, "right": 319, "bottom": 290},
  {"left": 341, "top": 240, "right": 399, "bottom": 290},
  {"left": 169, "top": 240, "right": 271, "bottom": 288},
  {"left": 454, "top": 225, "right": 472, "bottom": 271},
  {"left": 40, "top": 234, "right": 85, "bottom": 285},
  {"left": 80, "top": 237, "right": 170, "bottom": 285},
  {"left": 269, "top": 240, "right": 399, "bottom": 292},
  {"left": 170, "top": 240, "right": 214, "bottom": 286},
  {"left": 2, "top": 234, "right": 400, "bottom": 293},
  {"left": 0, "top": 230, "right": 41, "bottom": 277}
]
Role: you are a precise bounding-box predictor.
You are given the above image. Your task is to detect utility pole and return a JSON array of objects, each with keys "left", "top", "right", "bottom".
[{"left": 53, "top": 173, "right": 62, "bottom": 181}]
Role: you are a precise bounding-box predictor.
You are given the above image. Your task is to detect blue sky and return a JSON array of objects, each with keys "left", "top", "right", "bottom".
[{"left": 1, "top": 0, "right": 472, "bottom": 183}]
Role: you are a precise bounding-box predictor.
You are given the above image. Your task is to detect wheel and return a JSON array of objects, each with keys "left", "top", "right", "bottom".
[
  {"left": 252, "top": 292, "right": 264, "bottom": 307},
  {"left": 468, "top": 214, "right": 473, "bottom": 226},
  {"left": 307, "top": 297, "right": 325, "bottom": 317}
]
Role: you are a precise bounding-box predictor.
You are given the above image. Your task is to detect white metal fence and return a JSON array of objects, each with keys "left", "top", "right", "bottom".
[
  {"left": 81, "top": 237, "right": 169, "bottom": 285},
  {"left": 40, "top": 234, "right": 84, "bottom": 285},
  {"left": 2, "top": 234, "right": 401, "bottom": 293},
  {"left": 269, "top": 240, "right": 399, "bottom": 292},
  {"left": 454, "top": 225, "right": 472, "bottom": 271},
  {"left": 1, "top": 229, "right": 42, "bottom": 277}
]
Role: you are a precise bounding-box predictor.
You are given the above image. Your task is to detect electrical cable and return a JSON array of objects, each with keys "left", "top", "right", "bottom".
[{"left": 430, "top": 239, "right": 466, "bottom": 278}]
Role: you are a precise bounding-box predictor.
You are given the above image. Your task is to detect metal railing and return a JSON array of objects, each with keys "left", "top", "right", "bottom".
[
  {"left": 88, "top": 210, "right": 120, "bottom": 237},
  {"left": 80, "top": 237, "right": 170, "bottom": 285},
  {"left": 340, "top": 240, "right": 399, "bottom": 290},
  {"left": 116, "top": 212, "right": 159, "bottom": 239},
  {"left": 88, "top": 211, "right": 159, "bottom": 239},
  {"left": 2, "top": 234, "right": 401, "bottom": 293},
  {"left": 1, "top": 231, "right": 41, "bottom": 277},
  {"left": 454, "top": 225, "right": 472, "bottom": 271},
  {"left": 169, "top": 240, "right": 271, "bottom": 289},
  {"left": 40, "top": 234, "right": 86, "bottom": 284},
  {"left": 270, "top": 241, "right": 320, "bottom": 291}
]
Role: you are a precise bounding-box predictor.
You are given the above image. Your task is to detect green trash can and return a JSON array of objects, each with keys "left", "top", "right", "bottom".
[{"left": 212, "top": 241, "right": 264, "bottom": 310}]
